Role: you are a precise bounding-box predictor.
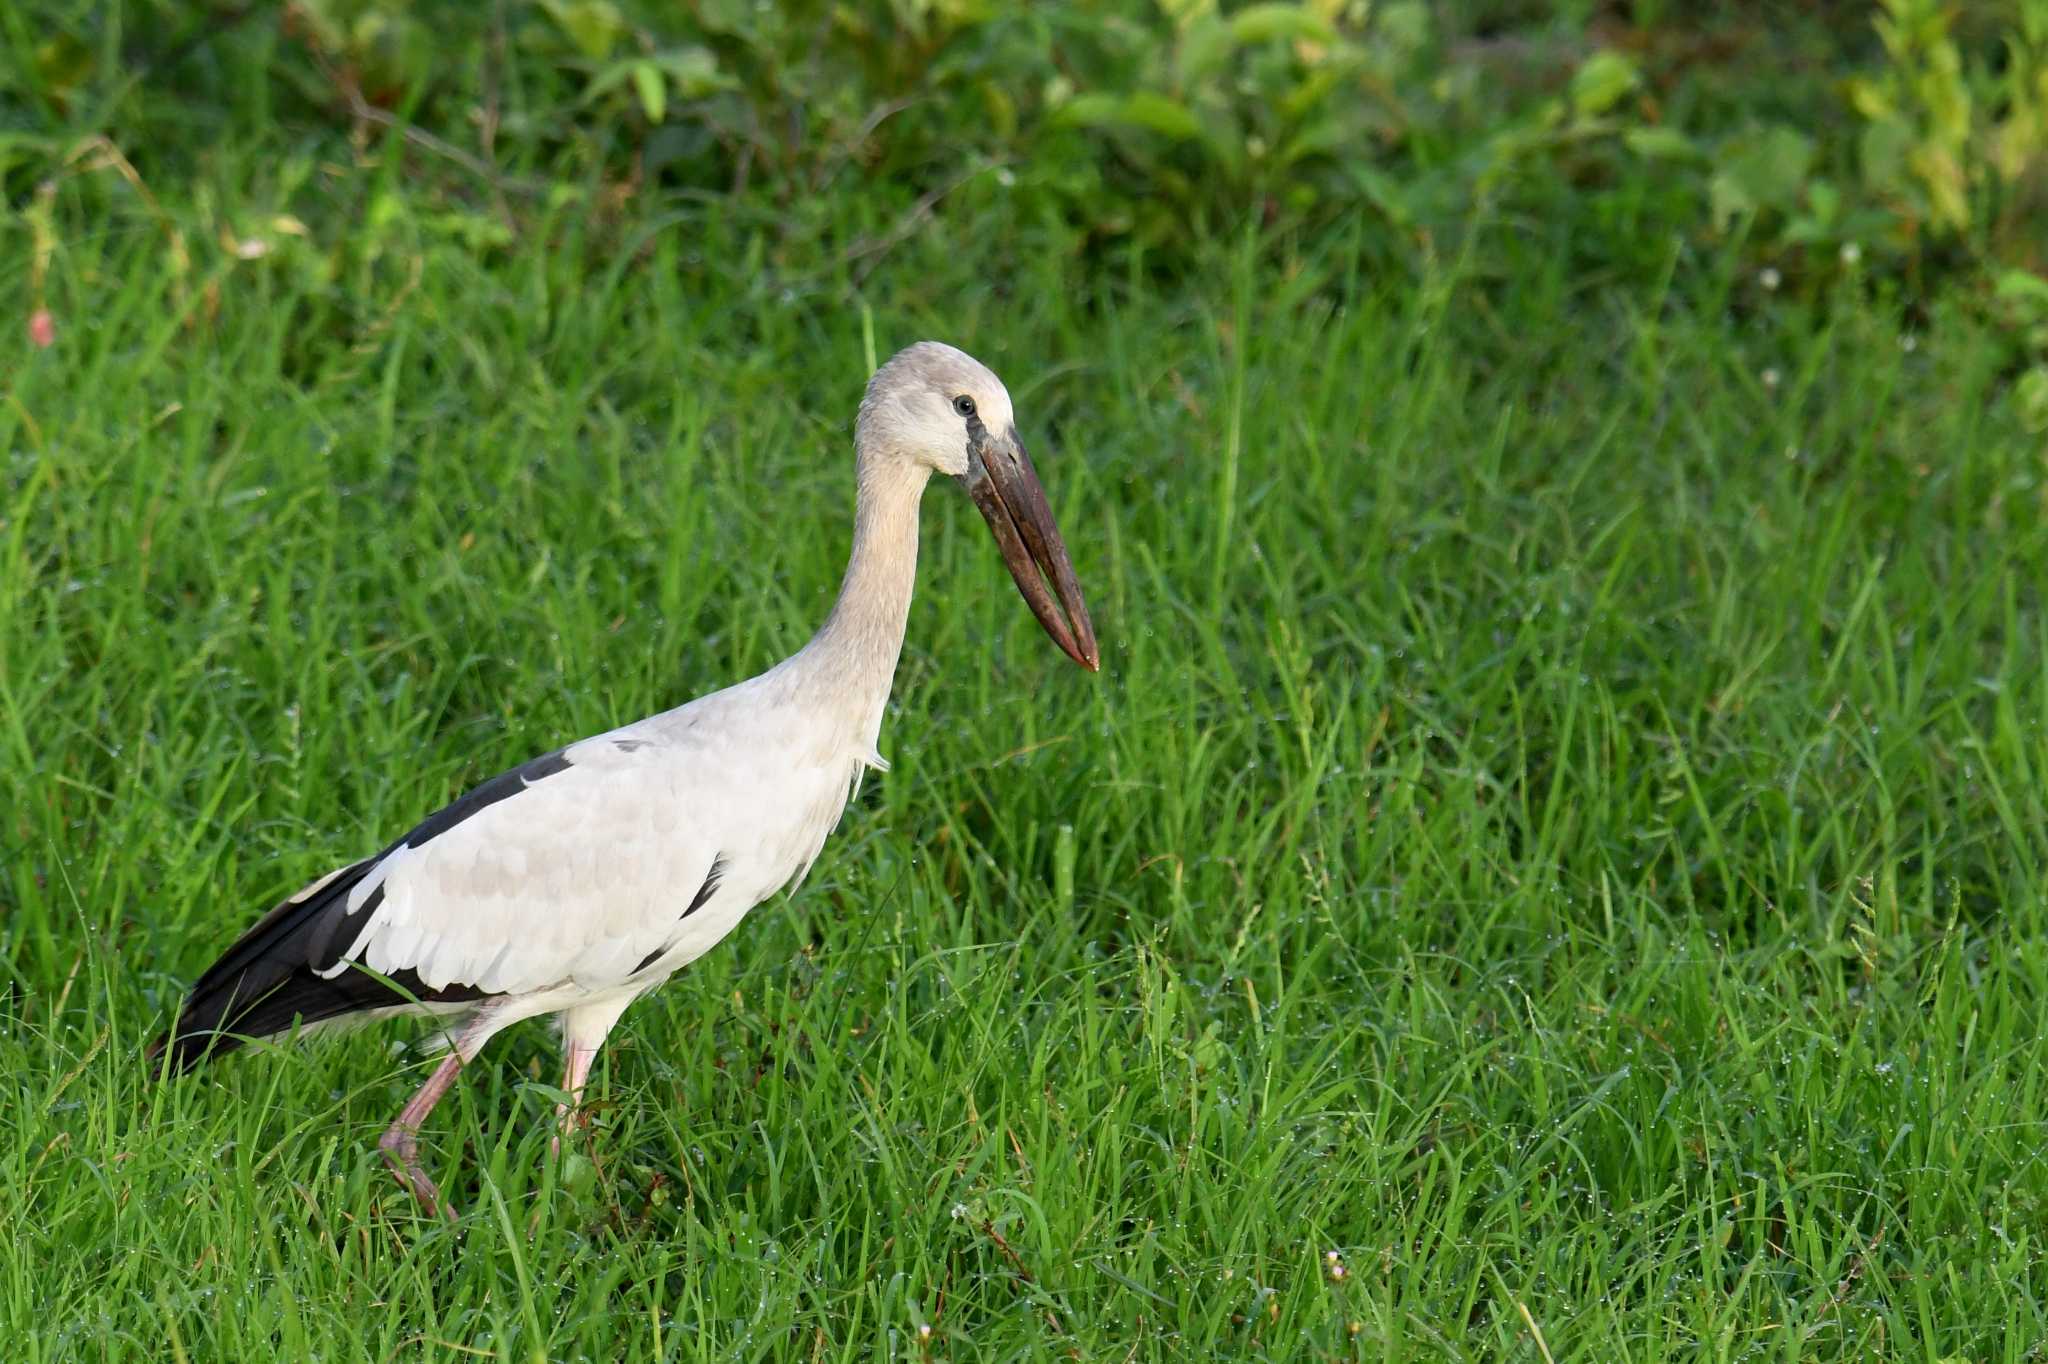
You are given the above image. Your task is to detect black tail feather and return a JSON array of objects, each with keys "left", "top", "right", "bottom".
[{"left": 153, "top": 856, "right": 487, "bottom": 1075}]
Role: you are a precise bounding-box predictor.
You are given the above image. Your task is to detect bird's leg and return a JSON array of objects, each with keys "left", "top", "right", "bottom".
[
  {"left": 551, "top": 1039, "right": 599, "bottom": 1156},
  {"left": 379, "top": 1051, "right": 465, "bottom": 1219},
  {"left": 549, "top": 997, "right": 632, "bottom": 1159}
]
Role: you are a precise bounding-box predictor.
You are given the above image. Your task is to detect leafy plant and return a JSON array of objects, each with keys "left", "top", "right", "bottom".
[{"left": 5, "top": 1, "right": 2047, "bottom": 309}]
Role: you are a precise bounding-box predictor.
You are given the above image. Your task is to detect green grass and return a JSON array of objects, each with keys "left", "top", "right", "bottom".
[{"left": 6, "top": 165, "right": 2048, "bottom": 1360}]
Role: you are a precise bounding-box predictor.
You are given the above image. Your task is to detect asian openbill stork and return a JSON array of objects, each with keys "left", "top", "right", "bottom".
[{"left": 152, "top": 342, "right": 1099, "bottom": 1217}]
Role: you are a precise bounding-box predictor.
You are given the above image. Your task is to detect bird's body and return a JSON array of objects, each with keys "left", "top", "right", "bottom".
[{"left": 156, "top": 342, "right": 1098, "bottom": 1215}]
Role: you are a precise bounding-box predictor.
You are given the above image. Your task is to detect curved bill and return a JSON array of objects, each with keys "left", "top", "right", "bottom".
[{"left": 964, "top": 428, "right": 1100, "bottom": 671}]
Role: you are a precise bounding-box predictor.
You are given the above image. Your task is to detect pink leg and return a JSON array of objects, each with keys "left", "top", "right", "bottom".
[
  {"left": 551, "top": 1040, "right": 599, "bottom": 1156},
  {"left": 548, "top": 997, "right": 634, "bottom": 1159},
  {"left": 379, "top": 1051, "right": 466, "bottom": 1219}
]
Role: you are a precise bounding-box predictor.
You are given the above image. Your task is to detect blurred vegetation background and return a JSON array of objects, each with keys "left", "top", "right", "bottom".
[{"left": 7, "top": 1, "right": 2048, "bottom": 428}]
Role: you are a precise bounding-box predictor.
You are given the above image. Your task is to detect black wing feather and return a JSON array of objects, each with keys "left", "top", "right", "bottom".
[
  {"left": 629, "top": 855, "right": 727, "bottom": 975},
  {"left": 151, "top": 748, "right": 574, "bottom": 1074}
]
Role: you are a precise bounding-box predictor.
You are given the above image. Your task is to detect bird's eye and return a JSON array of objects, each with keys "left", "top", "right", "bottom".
[{"left": 953, "top": 395, "right": 977, "bottom": 418}]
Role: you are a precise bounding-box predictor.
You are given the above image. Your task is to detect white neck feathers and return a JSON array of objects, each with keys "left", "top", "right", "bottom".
[{"left": 777, "top": 454, "right": 931, "bottom": 751}]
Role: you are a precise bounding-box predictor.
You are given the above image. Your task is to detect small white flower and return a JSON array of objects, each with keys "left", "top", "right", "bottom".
[
  {"left": 1759, "top": 267, "right": 1781, "bottom": 291},
  {"left": 1761, "top": 367, "right": 1781, "bottom": 390},
  {"left": 1840, "top": 241, "right": 1862, "bottom": 265}
]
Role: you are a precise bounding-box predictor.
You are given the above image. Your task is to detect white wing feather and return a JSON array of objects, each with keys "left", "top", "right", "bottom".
[
  {"left": 308, "top": 661, "right": 874, "bottom": 1004},
  {"left": 319, "top": 718, "right": 853, "bottom": 998}
]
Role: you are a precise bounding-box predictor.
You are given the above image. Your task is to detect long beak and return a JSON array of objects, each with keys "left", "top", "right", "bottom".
[{"left": 965, "top": 428, "right": 1100, "bottom": 671}]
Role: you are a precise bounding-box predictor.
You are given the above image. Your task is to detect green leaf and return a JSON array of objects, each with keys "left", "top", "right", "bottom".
[
  {"left": 1709, "top": 125, "right": 1814, "bottom": 230},
  {"left": 1055, "top": 91, "right": 1203, "bottom": 141},
  {"left": 1995, "top": 269, "right": 2048, "bottom": 323},
  {"left": 1846, "top": 76, "right": 1894, "bottom": 120},
  {"left": 650, "top": 48, "right": 730, "bottom": 100},
  {"left": 588, "top": 49, "right": 729, "bottom": 109},
  {"left": 1228, "top": 3, "right": 1336, "bottom": 47},
  {"left": 2015, "top": 365, "right": 2048, "bottom": 434},
  {"left": 1571, "top": 50, "right": 1639, "bottom": 119},
  {"left": 1995, "top": 269, "right": 2048, "bottom": 305},
  {"left": 1376, "top": 1, "right": 1432, "bottom": 61},
  {"left": 559, "top": 1150, "right": 598, "bottom": 1196},
  {"left": 631, "top": 62, "right": 666, "bottom": 124},
  {"left": 1859, "top": 117, "right": 1916, "bottom": 197},
  {"left": 1806, "top": 177, "right": 1840, "bottom": 225},
  {"left": 1178, "top": 13, "right": 1236, "bottom": 85},
  {"left": 543, "top": 0, "right": 625, "bottom": 61},
  {"left": 1910, "top": 142, "right": 1970, "bottom": 231},
  {"left": 1053, "top": 92, "right": 1126, "bottom": 129},
  {"left": 1122, "top": 91, "right": 1203, "bottom": 139},
  {"left": 1622, "top": 126, "right": 1701, "bottom": 160}
]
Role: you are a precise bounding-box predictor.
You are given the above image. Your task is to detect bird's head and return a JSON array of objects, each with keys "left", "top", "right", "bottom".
[{"left": 858, "top": 341, "right": 1100, "bottom": 671}]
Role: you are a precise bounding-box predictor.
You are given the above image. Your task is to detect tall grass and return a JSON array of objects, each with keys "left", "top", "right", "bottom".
[{"left": 4, "top": 167, "right": 2046, "bottom": 1358}]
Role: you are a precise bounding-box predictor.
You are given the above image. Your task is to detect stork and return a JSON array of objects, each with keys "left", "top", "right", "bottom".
[{"left": 152, "top": 342, "right": 1099, "bottom": 1217}]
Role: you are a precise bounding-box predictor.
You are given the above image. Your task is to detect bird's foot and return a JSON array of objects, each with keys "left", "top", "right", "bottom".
[{"left": 380, "top": 1122, "right": 458, "bottom": 1221}]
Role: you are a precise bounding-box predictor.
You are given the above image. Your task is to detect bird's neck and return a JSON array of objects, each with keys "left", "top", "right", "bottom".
[{"left": 785, "top": 457, "right": 930, "bottom": 746}]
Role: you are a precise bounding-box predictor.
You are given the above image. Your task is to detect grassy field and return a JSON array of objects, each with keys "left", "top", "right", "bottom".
[{"left": 7, "top": 162, "right": 2048, "bottom": 1358}]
